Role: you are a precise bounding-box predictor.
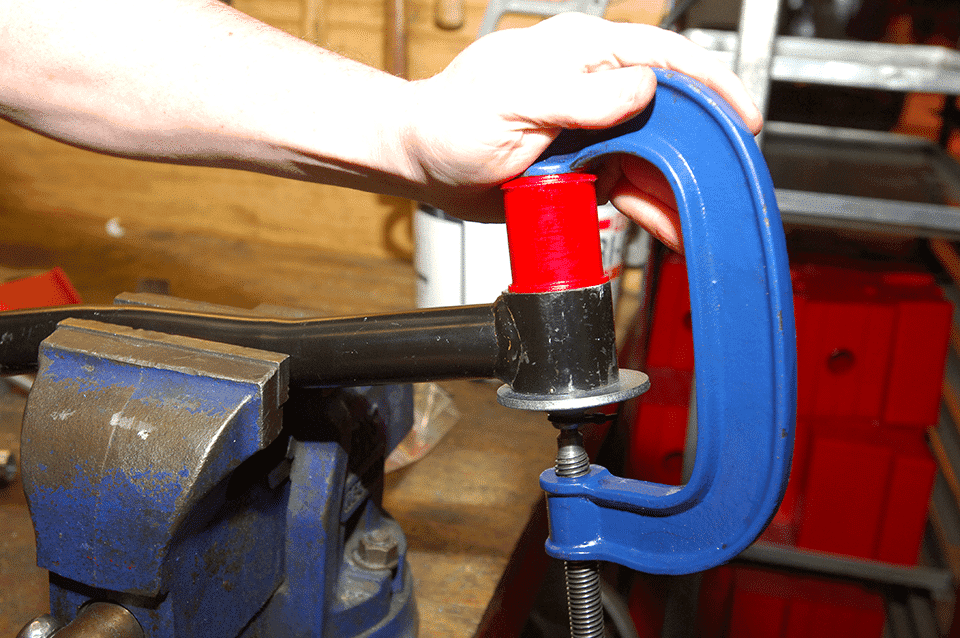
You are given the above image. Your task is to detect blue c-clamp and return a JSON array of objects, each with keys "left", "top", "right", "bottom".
[{"left": 526, "top": 69, "right": 797, "bottom": 576}]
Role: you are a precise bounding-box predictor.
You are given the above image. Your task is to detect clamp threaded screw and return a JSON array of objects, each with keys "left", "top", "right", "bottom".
[
  {"left": 564, "top": 560, "right": 604, "bottom": 638},
  {"left": 551, "top": 417, "right": 604, "bottom": 638},
  {"left": 555, "top": 425, "right": 590, "bottom": 479}
]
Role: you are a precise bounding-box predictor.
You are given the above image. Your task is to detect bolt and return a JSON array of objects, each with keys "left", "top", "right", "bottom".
[
  {"left": 16, "top": 614, "right": 62, "bottom": 638},
  {"left": 353, "top": 528, "right": 399, "bottom": 571},
  {"left": 0, "top": 449, "right": 16, "bottom": 486}
]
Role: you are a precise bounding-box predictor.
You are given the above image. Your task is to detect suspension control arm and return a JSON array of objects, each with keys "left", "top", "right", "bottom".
[{"left": 0, "top": 303, "right": 516, "bottom": 387}]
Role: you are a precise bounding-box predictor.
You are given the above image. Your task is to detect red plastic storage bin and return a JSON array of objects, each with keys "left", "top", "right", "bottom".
[{"left": 0, "top": 268, "right": 81, "bottom": 310}]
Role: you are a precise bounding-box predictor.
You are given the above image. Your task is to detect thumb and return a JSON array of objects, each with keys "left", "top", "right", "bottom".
[{"left": 525, "top": 65, "right": 657, "bottom": 130}]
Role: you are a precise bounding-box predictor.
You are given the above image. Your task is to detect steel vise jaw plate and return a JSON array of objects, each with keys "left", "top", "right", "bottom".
[{"left": 21, "top": 317, "right": 289, "bottom": 597}]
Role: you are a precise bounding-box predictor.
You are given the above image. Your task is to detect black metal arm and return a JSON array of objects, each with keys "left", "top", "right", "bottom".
[{"left": 0, "top": 303, "right": 513, "bottom": 387}]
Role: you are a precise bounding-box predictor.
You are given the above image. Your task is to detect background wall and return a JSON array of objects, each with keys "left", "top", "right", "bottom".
[{"left": 0, "top": 0, "right": 668, "bottom": 263}]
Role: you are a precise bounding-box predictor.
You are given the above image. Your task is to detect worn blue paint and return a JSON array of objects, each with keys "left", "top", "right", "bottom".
[
  {"left": 255, "top": 439, "right": 347, "bottom": 637},
  {"left": 530, "top": 69, "right": 797, "bottom": 575},
  {"left": 250, "top": 437, "right": 416, "bottom": 638},
  {"left": 29, "top": 353, "right": 267, "bottom": 595},
  {"left": 31, "top": 338, "right": 415, "bottom": 638},
  {"left": 352, "top": 385, "right": 414, "bottom": 454},
  {"left": 50, "top": 477, "right": 288, "bottom": 638}
]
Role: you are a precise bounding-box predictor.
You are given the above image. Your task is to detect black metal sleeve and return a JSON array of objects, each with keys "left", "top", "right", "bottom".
[
  {"left": 0, "top": 304, "right": 509, "bottom": 387},
  {"left": 497, "top": 283, "right": 618, "bottom": 396}
]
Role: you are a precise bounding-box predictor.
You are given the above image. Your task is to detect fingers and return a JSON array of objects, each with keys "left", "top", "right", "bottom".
[
  {"left": 530, "top": 15, "right": 763, "bottom": 134},
  {"left": 518, "top": 65, "right": 658, "bottom": 129},
  {"left": 611, "top": 186, "right": 683, "bottom": 253},
  {"left": 641, "top": 29, "right": 763, "bottom": 134},
  {"left": 606, "top": 26, "right": 762, "bottom": 134},
  {"left": 621, "top": 155, "right": 675, "bottom": 207},
  {"left": 408, "top": 13, "right": 761, "bottom": 225},
  {"left": 610, "top": 157, "right": 682, "bottom": 252}
]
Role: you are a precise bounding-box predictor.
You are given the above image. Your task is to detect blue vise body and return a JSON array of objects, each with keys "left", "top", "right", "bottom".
[{"left": 20, "top": 317, "right": 415, "bottom": 638}]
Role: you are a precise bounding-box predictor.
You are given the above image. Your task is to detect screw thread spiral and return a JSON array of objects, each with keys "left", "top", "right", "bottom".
[
  {"left": 564, "top": 559, "right": 604, "bottom": 638},
  {"left": 553, "top": 422, "right": 604, "bottom": 638},
  {"left": 555, "top": 426, "right": 590, "bottom": 478}
]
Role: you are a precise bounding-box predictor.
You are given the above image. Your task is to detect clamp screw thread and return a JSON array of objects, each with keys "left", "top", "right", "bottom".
[
  {"left": 555, "top": 425, "right": 590, "bottom": 478},
  {"left": 564, "top": 560, "right": 604, "bottom": 638},
  {"left": 552, "top": 420, "right": 604, "bottom": 638}
]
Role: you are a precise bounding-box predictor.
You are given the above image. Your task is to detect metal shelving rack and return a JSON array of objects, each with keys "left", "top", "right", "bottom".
[
  {"left": 687, "top": 3, "right": 960, "bottom": 636},
  {"left": 481, "top": 0, "right": 960, "bottom": 240},
  {"left": 687, "top": 0, "right": 960, "bottom": 239}
]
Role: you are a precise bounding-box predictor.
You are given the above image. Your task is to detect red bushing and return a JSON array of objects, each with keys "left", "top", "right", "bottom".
[{"left": 502, "top": 173, "right": 607, "bottom": 293}]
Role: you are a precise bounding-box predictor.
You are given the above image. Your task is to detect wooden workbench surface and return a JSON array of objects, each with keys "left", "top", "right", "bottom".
[{"left": 0, "top": 206, "right": 558, "bottom": 637}]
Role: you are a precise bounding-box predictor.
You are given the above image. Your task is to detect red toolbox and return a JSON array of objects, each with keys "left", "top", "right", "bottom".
[
  {"left": 795, "top": 417, "right": 936, "bottom": 564},
  {"left": 792, "top": 256, "right": 952, "bottom": 428}
]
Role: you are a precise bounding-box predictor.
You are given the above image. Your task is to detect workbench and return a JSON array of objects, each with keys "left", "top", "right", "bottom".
[{"left": 0, "top": 205, "right": 564, "bottom": 638}]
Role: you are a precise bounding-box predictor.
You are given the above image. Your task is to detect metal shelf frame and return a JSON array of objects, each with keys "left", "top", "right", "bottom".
[
  {"left": 686, "top": 28, "right": 960, "bottom": 95},
  {"left": 688, "top": 0, "right": 960, "bottom": 236}
]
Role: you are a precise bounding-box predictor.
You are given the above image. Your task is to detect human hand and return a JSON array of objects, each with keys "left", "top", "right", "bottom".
[
  {"left": 610, "top": 155, "right": 682, "bottom": 251},
  {"left": 405, "top": 13, "right": 761, "bottom": 249}
]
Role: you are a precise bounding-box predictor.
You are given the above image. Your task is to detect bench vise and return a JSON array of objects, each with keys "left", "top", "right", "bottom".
[
  {"left": 7, "top": 70, "right": 795, "bottom": 638},
  {"left": 18, "top": 301, "right": 418, "bottom": 638}
]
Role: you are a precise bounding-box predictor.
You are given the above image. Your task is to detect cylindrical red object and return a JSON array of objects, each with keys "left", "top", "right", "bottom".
[{"left": 502, "top": 173, "right": 607, "bottom": 293}]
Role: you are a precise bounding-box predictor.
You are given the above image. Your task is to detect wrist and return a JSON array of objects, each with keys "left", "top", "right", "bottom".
[{"left": 379, "top": 77, "right": 429, "bottom": 197}]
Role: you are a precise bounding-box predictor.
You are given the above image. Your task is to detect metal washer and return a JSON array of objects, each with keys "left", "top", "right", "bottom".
[{"left": 496, "top": 368, "right": 650, "bottom": 412}]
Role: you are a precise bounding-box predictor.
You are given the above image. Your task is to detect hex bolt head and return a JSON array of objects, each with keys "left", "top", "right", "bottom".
[{"left": 353, "top": 528, "right": 400, "bottom": 571}]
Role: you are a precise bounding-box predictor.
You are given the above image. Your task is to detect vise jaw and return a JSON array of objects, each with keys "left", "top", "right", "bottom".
[
  {"left": 22, "top": 317, "right": 288, "bottom": 636},
  {"left": 20, "top": 315, "right": 416, "bottom": 638}
]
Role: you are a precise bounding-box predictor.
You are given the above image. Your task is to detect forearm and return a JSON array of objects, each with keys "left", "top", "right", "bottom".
[
  {"left": 0, "top": 0, "right": 424, "bottom": 198},
  {"left": 0, "top": 6, "right": 761, "bottom": 228}
]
